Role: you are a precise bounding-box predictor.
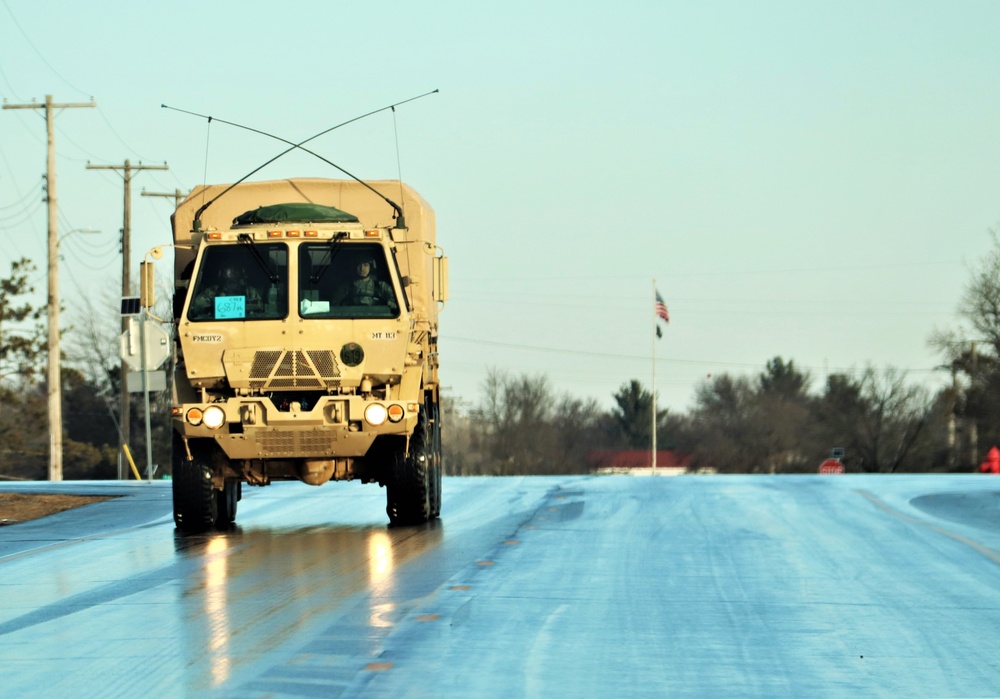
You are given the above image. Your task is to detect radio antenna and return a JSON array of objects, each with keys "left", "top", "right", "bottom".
[{"left": 162, "top": 89, "right": 438, "bottom": 230}]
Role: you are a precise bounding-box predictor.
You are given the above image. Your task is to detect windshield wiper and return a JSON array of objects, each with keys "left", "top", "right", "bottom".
[
  {"left": 308, "top": 232, "right": 348, "bottom": 284},
  {"left": 238, "top": 234, "right": 279, "bottom": 283}
]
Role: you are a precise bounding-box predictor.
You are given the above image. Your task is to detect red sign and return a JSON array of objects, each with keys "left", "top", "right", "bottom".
[{"left": 818, "top": 459, "right": 844, "bottom": 475}]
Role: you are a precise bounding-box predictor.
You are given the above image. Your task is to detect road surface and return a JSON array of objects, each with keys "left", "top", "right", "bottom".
[{"left": 1, "top": 474, "right": 999, "bottom": 697}]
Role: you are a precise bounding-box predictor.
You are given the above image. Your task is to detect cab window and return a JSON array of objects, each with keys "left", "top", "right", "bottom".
[
  {"left": 298, "top": 243, "right": 399, "bottom": 319},
  {"left": 187, "top": 244, "right": 288, "bottom": 321}
]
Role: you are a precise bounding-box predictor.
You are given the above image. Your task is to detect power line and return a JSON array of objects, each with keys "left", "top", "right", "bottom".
[
  {"left": 0, "top": 197, "right": 43, "bottom": 226},
  {"left": 1, "top": 0, "right": 90, "bottom": 98},
  {"left": 94, "top": 106, "right": 147, "bottom": 161},
  {"left": 441, "top": 334, "right": 937, "bottom": 375},
  {"left": 456, "top": 259, "right": 963, "bottom": 284},
  {"left": 0, "top": 178, "right": 43, "bottom": 211}
]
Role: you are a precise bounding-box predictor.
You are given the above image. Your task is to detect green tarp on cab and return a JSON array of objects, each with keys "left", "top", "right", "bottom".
[{"left": 233, "top": 202, "right": 359, "bottom": 225}]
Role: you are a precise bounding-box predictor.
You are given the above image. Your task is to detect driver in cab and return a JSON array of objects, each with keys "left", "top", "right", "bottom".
[
  {"left": 332, "top": 256, "right": 397, "bottom": 310},
  {"left": 190, "top": 263, "right": 264, "bottom": 318}
]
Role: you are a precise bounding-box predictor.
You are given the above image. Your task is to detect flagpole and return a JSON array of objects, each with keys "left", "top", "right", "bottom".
[{"left": 652, "top": 278, "right": 657, "bottom": 471}]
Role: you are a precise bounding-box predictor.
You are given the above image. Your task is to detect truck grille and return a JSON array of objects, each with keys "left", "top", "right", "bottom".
[
  {"left": 257, "top": 430, "right": 337, "bottom": 457},
  {"left": 247, "top": 350, "right": 341, "bottom": 390}
]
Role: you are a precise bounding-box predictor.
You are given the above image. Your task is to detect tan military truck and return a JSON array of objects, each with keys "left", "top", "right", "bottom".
[{"left": 165, "top": 178, "right": 447, "bottom": 531}]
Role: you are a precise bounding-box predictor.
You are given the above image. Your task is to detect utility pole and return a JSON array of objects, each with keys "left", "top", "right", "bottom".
[
  {"left": 3, "top": 95, "right": 95, "bottom": 481},
  {"left": 87, "top": 160, "right": 168, "bottom": 478},
  {"left": 970, "top": 340, "right": 979, "bottom": 468},
  {"left": 141, "top": 188, "right": 188, "bottom": 208},
  {"left": 949, "top": 361, "right": 958, "bottom": 471}
]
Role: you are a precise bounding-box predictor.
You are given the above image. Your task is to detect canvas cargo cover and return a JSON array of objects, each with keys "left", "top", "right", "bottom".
[{"left": 173, "top": 178, "right": 432, "bottom": 240}]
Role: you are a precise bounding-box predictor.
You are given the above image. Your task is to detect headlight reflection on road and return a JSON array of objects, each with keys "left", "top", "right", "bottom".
[
  {"left": 204, "top": 536, "right": 231, "bottom": 687},
  {"left": 367, "top": 531, "right": 396, "bottom": 628},
  {"left": 367, "top": 531, "right": 395, "bottom": 584}
]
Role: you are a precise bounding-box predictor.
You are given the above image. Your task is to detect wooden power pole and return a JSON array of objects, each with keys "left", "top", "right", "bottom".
[
  {"left": 3, "top": 95, "right": 95, "bottom": 481},
  {"left": 87, "top": 160, "right": 168, "bottom": 478},
  {"left": 141, "top": 188, "right": 188, "bottom": 208}
]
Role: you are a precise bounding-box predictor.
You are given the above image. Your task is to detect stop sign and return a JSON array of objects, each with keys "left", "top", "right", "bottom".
[
  {"left": 120, "top": 319, "right": 171, "bottom": 371},
  {"left": 818, "top": 459, "right": 844, "bottom": 475}
]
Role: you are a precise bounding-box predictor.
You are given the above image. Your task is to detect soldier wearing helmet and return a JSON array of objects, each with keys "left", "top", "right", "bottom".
[
  {"left": 332, "top": 254, "right": 397, "bottom": 309},
  {"left": 189, "top": 261, "right": 264, "bottom": 318}
]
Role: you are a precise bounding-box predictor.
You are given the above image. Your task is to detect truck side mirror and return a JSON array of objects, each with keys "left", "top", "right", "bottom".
[{"left": 433, "top": 256, "right": 448, "bottom": 303}]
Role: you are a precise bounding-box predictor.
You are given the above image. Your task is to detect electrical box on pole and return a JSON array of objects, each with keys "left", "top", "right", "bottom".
[{"left": 140, "top": 262, "right": 155, "bottom": 308}]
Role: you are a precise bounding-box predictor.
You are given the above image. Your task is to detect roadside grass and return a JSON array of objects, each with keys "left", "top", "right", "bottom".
[{"left": 0, "top": 493, "right": 115, "bottom": 526}]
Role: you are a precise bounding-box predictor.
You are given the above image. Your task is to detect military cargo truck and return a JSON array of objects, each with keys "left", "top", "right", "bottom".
[{"left": 165, "top": 178, "right": 447, "bottom": 531}]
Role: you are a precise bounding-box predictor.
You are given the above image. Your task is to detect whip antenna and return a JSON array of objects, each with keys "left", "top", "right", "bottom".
[
  {"left": 162, "top": 89, "right": 439, "bottom": 230},
  {"left": 392, "top": 105, "right": 407, "bottom": 223}
]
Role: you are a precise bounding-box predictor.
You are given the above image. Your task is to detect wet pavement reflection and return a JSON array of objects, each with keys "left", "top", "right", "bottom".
[
  {"left": 0, "top": 482, "right": 451, "bottom": 698},
  {"left": 168, "top": 522, "right": 444, "bottom": 692},
  {"left": 0, "top": 478, "right": 611, "bottom": 696},
  {"left": 6, "top": 476, "right": 1000, "bottom": 697}
]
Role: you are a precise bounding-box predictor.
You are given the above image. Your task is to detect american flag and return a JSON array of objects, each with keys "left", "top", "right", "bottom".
[{"left": 655, "top": 290, "right": 669, "bottom": 323}]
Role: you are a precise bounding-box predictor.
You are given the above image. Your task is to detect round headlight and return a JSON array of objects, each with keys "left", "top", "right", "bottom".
[
  {"left": 203, "top": 405, "right": 226, "bottom": 430},
  {"left": 364, "top": 403, "right": 388, "bottom": 426},
  {"left": 186, "top": 407, "right": 204, "bottom": 426},
  {"left": 387, "top": 404, "right": 405, "bottom": 423}
]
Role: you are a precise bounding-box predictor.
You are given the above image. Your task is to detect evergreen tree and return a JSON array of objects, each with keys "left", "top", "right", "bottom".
[
  {"left": 610, "top": 379, "right": 667, "bottom": 449},
  {"left": 0, "top": 258, "right": 46, "bottom": 382}
]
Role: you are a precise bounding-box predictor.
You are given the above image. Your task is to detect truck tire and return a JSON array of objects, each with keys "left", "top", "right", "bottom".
[
  {"left": 172, "top": 434, "right": 218, "bottom": 533},
  {"left": 215, "top": 480, "right": 239, "bottom": 529},
  {"left": 429, "top": 401, "right": 443, "bottom": 518},
  {"left": 386, "top": 410, "right": 432, "bottom": 526}
]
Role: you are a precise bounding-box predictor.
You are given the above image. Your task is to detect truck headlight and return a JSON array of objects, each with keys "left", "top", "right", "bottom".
[
  {"left": 186, "top": 407, "right": 204, "bottom": 426},
  {"left": 203, "top": 405, "right": 226, "bottom": 430},
  {"left": 364, "top": 403, "right": 388, "bottom": 426},
  {"left": 387, "top": 404, "right": 405, "bottom": 423}
]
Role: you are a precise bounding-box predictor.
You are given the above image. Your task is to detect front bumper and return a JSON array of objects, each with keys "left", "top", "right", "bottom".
[{"left": 173, "top": 394, "right": 418, "bottom": 460}]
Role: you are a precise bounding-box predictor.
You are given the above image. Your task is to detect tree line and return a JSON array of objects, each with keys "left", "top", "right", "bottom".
[
  {"left": 0, "top": 259, "right": 170, "bottom": 480},
  {"left": 443, "top": 359, "right": 951, "bottom": 475},
  {"left": 4, "top": 233, "right": 1000, "bottom": 478},
  {"left": 445, "top": 233, "right": 1000, "bottom": 475}
]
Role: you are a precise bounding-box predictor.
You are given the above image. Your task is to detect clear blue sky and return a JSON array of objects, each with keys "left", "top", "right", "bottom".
[{"left": 2, "top": 1, "right": 998, "bottom": 412}]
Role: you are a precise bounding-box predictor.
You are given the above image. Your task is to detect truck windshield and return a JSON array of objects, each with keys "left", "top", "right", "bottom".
[
  {"left": 298, "top": 242, "right": 399, "bottom": 319},
  {"left": 187, "top": 244, "right": 288, "bottom": 321}
]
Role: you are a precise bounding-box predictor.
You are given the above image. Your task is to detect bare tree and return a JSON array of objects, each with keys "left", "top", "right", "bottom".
[
  {"left": 449, "top": 369, "right": 605, "bottom": 475},
  {"left": 477, "top": 369, "right": 556, "bottom": 474},
  {"left": 851, "top": 366, "right": 935, "bottom": 473},
  {"left": 441, "top": 394, "right": 474, "bottom": 476},
  {"left": 63, "top": 277, "right": 175, "bottom": 476},
  {"left": 959, "top": 230, "right": 1000, "bottom": 357},
  {"left": 550, "top": 394, "right": 604, "bottom": 473},
  {"left": 65, "top": 287, "right": 121, "bottom": 390},
  {"left": 929, "top": 229, "right": 1000, "bottom": 467},
  {"left": 687, "top": 374, "right": 763, "bottom": 472}
]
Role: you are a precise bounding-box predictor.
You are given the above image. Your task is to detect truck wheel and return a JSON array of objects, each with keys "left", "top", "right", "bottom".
[
  {"left": 386, "top": 410, "right": 432, "bottom": 526},
  {"left": 215, "top": 479, "right": 239, "bottom": 529},
  {"left": 172, "top": 435, "right": 218, "bottom": 533}
]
